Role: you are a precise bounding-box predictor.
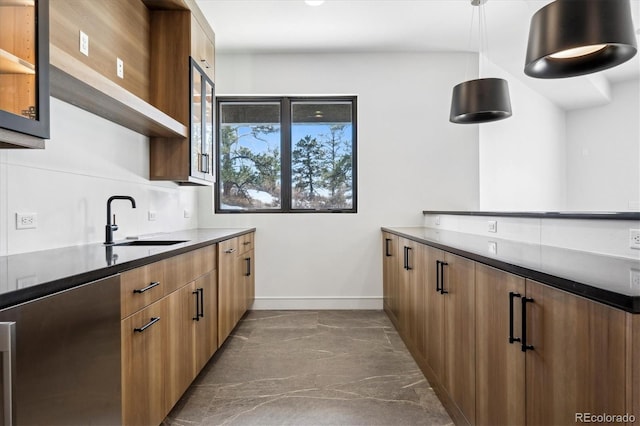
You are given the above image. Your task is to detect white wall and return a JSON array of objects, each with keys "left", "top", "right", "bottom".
[
  {"left": 0, "top": 98, "right": 199, "bottom": 256},
  {"left": 566, "top": 79, "right": 640, "bottom": 211},
  {"left": 199, "top": 52, "right": 480, "bottom": 309},
  {"left": 478, "top": 57, "right": 567, "bottom": 211},
  {"left": 424, "top": 213, "right": 640, "bottom": 260}
]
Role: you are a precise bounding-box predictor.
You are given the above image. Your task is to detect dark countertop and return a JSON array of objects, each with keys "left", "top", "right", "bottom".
[
  {"left": 0, "top": 228, "right": 255, "bottom": 310},
  {"left": 422, "top": 210, "right": 640, "bottom": 220},
  {"left": 382, "top": 227, "right": 640, "bottom": 313}
]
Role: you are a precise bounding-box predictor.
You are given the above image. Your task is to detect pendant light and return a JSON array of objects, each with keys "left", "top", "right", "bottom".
[
  {"left": 450, "top": 0, "right": 512, "bottom": 124},
  {"left": 525, "top": 0, "right": 638, "bottom": 79}
]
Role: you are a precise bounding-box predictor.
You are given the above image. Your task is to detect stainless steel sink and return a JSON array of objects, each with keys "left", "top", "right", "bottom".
[{"left": 114, "top": 240, "right": 188, "bottom": 246}]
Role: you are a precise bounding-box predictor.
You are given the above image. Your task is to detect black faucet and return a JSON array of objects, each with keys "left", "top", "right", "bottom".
[{"left": 105, "top": 195, "right": 136, "bottom": 245}]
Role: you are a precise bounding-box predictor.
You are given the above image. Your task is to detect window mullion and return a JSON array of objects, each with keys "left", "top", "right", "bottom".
[{"left": 281, "top": 97, "right": 292, "bottom": 213}]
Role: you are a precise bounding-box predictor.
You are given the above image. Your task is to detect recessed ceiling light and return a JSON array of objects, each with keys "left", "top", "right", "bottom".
[{"left": 305, "top": 0, "right": 325, "bottom": 6}]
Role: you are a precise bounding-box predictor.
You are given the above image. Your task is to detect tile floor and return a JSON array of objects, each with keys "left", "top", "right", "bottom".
[{"left": 163, "top": 310, "right": 452, "bottom": 425}]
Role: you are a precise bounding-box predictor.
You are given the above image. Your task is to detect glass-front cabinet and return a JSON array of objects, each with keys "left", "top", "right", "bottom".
[
  {"left": 190, "top": 57, "right": 214, "bottom": 183},
  {"left": 0, "top": 0, "right": 49, "bottom": 148}
]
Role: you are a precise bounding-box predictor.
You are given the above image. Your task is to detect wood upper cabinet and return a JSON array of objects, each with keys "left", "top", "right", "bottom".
[
  {"left": 0, "top": 0, "right": 49, "bottom": 148},
  {"left": 191, "top": 15, "right": 214, "bottom": 81},
  {"left": 149, "top": 8, "right": 216, "bottom": 185},
  {"left": 442, "top": 252, "right": 476, "bottom": 425},
  {"left": 525, "top": 279, "right": 627, "bottom": 425},
  {"left": 382, "top": 232, "right": 400, "bottom": 326},
  {"left": 475, "top": 264, "right": 525, "bottom": 426},
  {"left": 122, "top": 298, "right": 168, "bottom": 426}
]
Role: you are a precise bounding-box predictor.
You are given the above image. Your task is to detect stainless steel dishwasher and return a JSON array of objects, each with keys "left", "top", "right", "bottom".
[{"left": 0, "top": 275, "right": 121, "bottom": 426}]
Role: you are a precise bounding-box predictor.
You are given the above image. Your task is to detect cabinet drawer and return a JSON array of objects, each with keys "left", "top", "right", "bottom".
[
  {"left": 164, "top": 244, "right": 216, "bottom": 294},
  {"left": 239, "top": 232, "right": 254, "bottom": 254},
  {"left": 121, "top": 262, "right": 165, "bottom": 319}
]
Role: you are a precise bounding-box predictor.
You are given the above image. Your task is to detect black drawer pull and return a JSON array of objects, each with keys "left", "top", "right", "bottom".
[
  {"left": 521, "top": 297, "right": 534, "bottom": 352},
  {"left": 243, "top": 241, "right": 251, "bottom": 246},
  {"left": 225, "top": 248, "right": 236, "bottom": 254},
  {"left": 193, "top": 290, "right": 200, "bottom": 321},
  {"left": 133, "top": 281, "right": 160, "bottom": 294},
  {"left": 406, "top": 247, "right": 413, "bottom": 271},
  {"left": 509, "top": 292, "right": 522, "bottom": 344},
  {"left": 245, "top": 257, "right": 252, "bottom": 277},
  {"left": 436, "top": 260, "right": 441, "bottom": 293},
  {"left": 134, "top": 317, "right": 160, "bottom": 333}
]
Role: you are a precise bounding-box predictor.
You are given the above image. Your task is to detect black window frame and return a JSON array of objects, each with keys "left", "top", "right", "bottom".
[{"left": 215, "top": 95, "right": 358, "bottom": 214}]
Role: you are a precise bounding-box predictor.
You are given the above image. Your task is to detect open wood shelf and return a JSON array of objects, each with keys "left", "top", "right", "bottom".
[
  {"left": 0, "top": 48, "right": 35, "bottom": 74},
  {"left": 49, "top": 45, "right": 188, "bottom": 138}
]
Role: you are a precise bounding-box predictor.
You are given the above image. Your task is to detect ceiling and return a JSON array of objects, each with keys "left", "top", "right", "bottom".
[{"left": 197, "top": 0, "right": 640, "bottom": 110}]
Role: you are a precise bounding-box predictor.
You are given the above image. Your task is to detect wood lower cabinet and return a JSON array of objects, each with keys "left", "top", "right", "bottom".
[
  {"left": 217, "top": 233, "right": 256, "bottom": 346},
  {"left": 442, "top": 252, "right": 476, "bottom": 425},
  {"left": 525, "top": 279, "right": 627, "bottom": 425},
  {"left": 475, "top": 264, "right": 525, "bottom": 426},
  {"left": 382, "top": 232, "right": 400, "bottom": 327},
  {"left": 423, "top": 246, "right": 445, "bottom": 382},
  {"left": 194, "top": 271, "right": 218, "bottom": 373},
  {"left": 398, "top": 238, "right": 427, "bottom": 363},
  {"left": 121, "top": 298, "right": 168, "bottom": 426}
]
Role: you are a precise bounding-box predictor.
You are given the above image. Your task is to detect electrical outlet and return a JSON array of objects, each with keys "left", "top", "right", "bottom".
[
  {"left": 488, "top": 220, "right": 497, "bottom": 233},
  {"left": 16, "top": 213, "right": 37, "bottom": 229},
  {"left": 435, "top": 216, "right": 440, "bottom": 226},
  {"left": 184, "top": 209, "right": 192, "bottom": 219},
  {"left": 79, "top": 31, "right": 89, "bottom": 56},
  {"left": 630, "top": 269, "right": 640, "bottom": 291},
  {"left": 630, "top": 229, "right": 640, "bottom": 250},
  {"left": 116, "top": 58, "right": 124, "bottom": 79},
  {"left": 488, "top": 241, "right": 497, "bottom": 255},
  {"left": 148, "top": 210, "right": 157, "bottom": 221},
  {"left": 16, "top": 275, "right": 37, "bottom": 288}
]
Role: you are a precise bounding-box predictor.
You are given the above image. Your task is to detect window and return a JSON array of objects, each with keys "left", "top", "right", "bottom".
[{"left": 216, "top": 96, "right": 357, "bottom": 213}]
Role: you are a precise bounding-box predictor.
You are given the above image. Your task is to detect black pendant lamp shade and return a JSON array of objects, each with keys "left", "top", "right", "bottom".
[
  {"left": 450, "top": 78, "right": 512, "bottom": 124},
  {"left": 525, "top": 0, "right": 638, "bottom": 79}
]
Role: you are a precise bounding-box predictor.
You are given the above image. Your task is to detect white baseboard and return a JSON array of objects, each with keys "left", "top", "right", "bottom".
[{"left": 250, "top": 296, "right": 383, "bottom": 310}]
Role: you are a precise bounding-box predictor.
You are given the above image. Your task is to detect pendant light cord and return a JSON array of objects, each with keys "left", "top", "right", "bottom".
[{"left": 464, "top": 5, "right": 477, "bottom": 81}]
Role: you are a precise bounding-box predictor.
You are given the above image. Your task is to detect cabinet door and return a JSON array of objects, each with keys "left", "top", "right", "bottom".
[
  {"left": 525, "top": 279, "right": 627, "bottom": 425},
  {"left": 194, "top": 271, "right": 218, "bottom": 374},
  {"left": 443, "top": 252, "right": 476, "bottom": 424},
  {"left": 0, "top": 0, "right": 50, "bottom": 146},
  {"left": 424, "top": 246, "right": 445, "bottom": 381},
  {"left": 165, "top": 283, "right": 197, "bottom": 409},
  {"left": 218, "top": 238, "right": 239, "bottom": 346},
  {"left": 190, "top": 62, "right": 204, "bottom": 180},
  {"left": 475, "top": 264, "right": 525, "bottom": 426},
  {"left": 398, "top": 238, "right": 426, "bottom": 356},
  {"left": 122, "top": 298, "right": 168, "bottom": 426},
  {"left": 190, "top": 15, "right": 214, "bottom": 81},
  {"left": 382, "top": 232, "right": 400, "bottom": 326}
]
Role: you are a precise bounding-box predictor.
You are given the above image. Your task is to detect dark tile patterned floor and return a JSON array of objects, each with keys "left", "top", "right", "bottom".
[{"left": 162, "top": 310, "right": 452, "bottom": 426}]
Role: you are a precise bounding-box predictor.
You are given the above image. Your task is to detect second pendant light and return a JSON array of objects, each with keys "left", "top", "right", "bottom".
[{"left": 450, "top": 0, "right": 512, "bottom": 124}]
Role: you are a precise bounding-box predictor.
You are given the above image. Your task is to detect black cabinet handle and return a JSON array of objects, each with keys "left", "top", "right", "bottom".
[
  {"left": 439, "top": 261, "right": 449, "bottom": 294},
  {"left": 245, "top": 257, "right": 252, "bottom": 276},
  {"left": 406, "top": 247, "right": 413, "bottom": 271},
  {"left": 435, "top": 260, "right": 442, "bottom": 293},
  {"left": 134, "top": 317, "right": 160, "bottom": 333},
  {"left": 403, "top": 247, "right": 408, "bottom": 270},
  {"left": 385, "top": 238, "right": 392, "bottom": 257},
  {"left": 133, "top": 281, "right": 160, "bottom": 294},
  {"left": 521, "top": 297, "right": 534, "bottom": 352},
  {"left": 192, "top": 290, "right": 200, "bottom": 321},
  {"left": 198, "top": 288, "right": 204, "bottom": 318},
  {"left": 509, "top": 292, "right": 522, "bottom": 344}
]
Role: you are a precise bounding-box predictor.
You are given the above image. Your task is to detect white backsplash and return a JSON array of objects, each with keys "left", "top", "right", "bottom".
[
  {"left": 424, "top": 213, "right": 640, "bottom": 260},
  {"left": 0, "top": 98, "right": 199, "bottom": 256}
]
